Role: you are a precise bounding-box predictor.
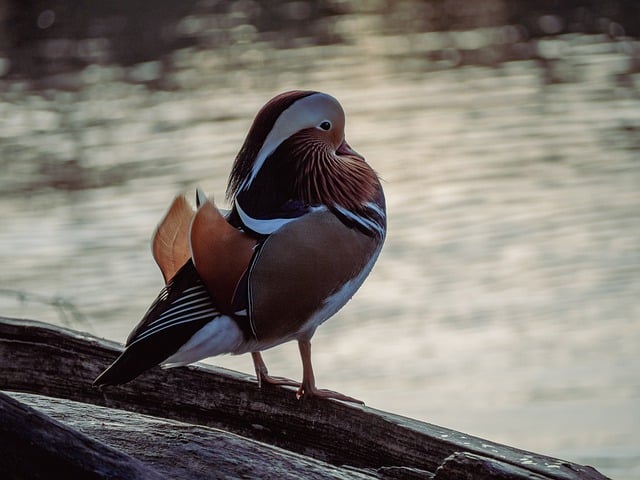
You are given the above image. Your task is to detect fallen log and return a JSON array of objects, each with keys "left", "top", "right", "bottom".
[
  {"left": 0, "top": 316, "right": 609, "bottom": 480},
  {"left": 0, "top": 391, "right": 167, "bottom": 480},
  {"left": 3, "top": 391, "right": 375, "bottom": 479}
]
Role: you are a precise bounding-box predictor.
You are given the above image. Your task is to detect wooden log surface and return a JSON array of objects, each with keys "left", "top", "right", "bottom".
[
  {"left": 0, "top": 391, "right": 167, "bottom": 480},
  {"left": 0, "top": 316, "right": 610, "bottom": 480},
  {"left": 4, "top": 391, "right": 375, "bottom": 480}
]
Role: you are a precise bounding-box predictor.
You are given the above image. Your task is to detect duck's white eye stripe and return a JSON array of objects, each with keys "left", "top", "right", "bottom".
[{"left": 242, "top": 93, "right": 341, "bottom": 191}]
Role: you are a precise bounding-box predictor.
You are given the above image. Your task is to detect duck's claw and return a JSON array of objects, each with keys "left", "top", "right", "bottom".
[
  {"left": 260, "top": 373, "right": 300, "bottom": 388},
  {"left": 296, "top": 384, "right": 364, "bottom": 405}
]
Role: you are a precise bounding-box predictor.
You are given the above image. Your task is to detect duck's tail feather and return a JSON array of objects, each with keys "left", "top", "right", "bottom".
[{"left": 93, "top": 259, "right": 219, "bottom": 387}]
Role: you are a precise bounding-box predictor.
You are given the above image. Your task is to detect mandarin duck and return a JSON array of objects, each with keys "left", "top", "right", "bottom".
[{"left": 94, "top": 91, "right": 386, "bottom": 403}]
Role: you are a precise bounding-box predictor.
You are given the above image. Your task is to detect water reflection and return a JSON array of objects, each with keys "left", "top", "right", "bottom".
[
  {"left": 4, "top": 1, "right": 640, "bottom": 86},
  {"left": 1, "top": 2, "right": 639, "bottom": 480}
]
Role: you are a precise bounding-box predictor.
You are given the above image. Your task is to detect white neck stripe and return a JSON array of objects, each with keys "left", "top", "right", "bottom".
[{"left": 235, "top": 198, "right": 298, "bottom": 235}]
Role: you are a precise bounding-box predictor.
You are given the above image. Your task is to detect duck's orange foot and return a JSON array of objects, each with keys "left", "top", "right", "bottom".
[{"left": 296, "top": 385, "right": 364, "bottom": 405}]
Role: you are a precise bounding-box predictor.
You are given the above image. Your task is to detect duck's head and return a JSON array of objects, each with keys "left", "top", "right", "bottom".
[{"left": 227, "top": 91, "right": 378, "bottom": 212}]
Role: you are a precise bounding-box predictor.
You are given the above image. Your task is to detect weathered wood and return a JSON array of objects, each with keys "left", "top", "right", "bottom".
[
  {"left": 0, "top": 391, "right": 167, "bottom": 480},
  {"left": 0, "top": 317, "right": 609, "bottom": 480},
  {"left": 6, "top": 392, "right": 376, "bottom": 480},
  {"left": 434, "top": 452, "right": 553, "bottom": 480}
]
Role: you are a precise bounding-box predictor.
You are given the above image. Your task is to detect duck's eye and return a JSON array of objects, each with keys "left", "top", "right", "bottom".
[{"left": 318, "top": 121, "right": 331, "bottom": 131}]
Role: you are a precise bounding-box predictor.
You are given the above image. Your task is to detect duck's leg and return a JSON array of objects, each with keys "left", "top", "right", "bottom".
[
  {"left": 251, "top": 351, "right": 299, "bottom": 388},
  {"left": 296, "top": 339, "right": 364, "bottom": 404}
]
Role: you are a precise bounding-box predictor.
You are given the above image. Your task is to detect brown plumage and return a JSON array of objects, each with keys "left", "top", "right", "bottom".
[
  {"left": 281, "top": 130, "right": 379, "bottom": 212},
  {"left": 152, "top": 195, "right": 194, "bottom": 283},
  {"left": 190, "top": 198, "right": 257, "bottom": 315}
]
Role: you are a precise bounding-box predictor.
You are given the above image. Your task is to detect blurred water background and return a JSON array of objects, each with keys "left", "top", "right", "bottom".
[{"left": 1, "top": 1, "right": 639, "bottom": 478}]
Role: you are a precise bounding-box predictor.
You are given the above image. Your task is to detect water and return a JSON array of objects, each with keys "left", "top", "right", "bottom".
[{"left": 1, "top": 4, "right": 639, "bottom": 479}]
